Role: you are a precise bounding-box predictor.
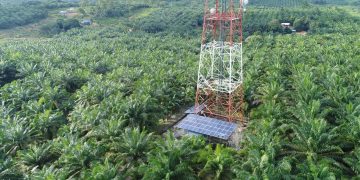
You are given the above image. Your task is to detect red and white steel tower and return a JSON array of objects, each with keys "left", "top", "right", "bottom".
[{"left": 195, "top": 0, "right": 244, "bottom": 124}]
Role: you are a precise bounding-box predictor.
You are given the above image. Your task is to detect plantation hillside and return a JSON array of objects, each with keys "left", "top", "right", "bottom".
[
  {"left": 0, "top": 0, "right": 77, "bottom": 30},
  {"left": 249, "top": 0, "right": 360, "bottom": 6},
  {"left": 0, "top": 0, "right": 359, "bottom": 179}
]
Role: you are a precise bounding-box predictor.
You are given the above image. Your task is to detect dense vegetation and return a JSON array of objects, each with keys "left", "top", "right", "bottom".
[
  {"left": 244, "top": 7, "right": 359, "bottom": 35},
  {"left": 40, "top": 18, "right": 81, "bottom": 36},
  {"left": 1, "top": 0, "right": 359, "bottom": 179},
  {"left": 240, "top": 33, "right": 360, "bottom": 179},
  {"left": 250, "top": 0, "right": 360, "bottom": 6},
  {"left": 0, "top": 0, "right": 78, "bottom": 30},
  {"left": 249, "top": 0, "right": 308, "bottom": 7},
  {"left": 132, "top": 6, "right": 203, "bottom": 35},
  {"left": 92, "top": 1, "right": 149, "bottom": 18},
  {"left": 126, "top": 2, "right": 360, "bottom": 36},
  {"left": 311, "top": 0, "right": 360, "bottom": 5},
  {"left": 0, "top": 28, "right": 199, "bottom": 179}
]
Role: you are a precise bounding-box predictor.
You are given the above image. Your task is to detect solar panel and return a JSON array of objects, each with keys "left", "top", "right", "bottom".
[{"left": 175, "top": 114, "right": 237, "bottom": 140}]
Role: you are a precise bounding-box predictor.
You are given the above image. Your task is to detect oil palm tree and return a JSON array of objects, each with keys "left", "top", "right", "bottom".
[
  {"left": 235, "top": 123, "right": 291, "bottom": 179},
  {"left": 120, "top": 95, "right": 159, "bottom": 129},
  {"left": 142, "top": 133, "right": 203, "bottom": 180},
  {"left": 86, "top": 117, "right": 127, "bottom": 142},
  {"left": 57, "top": 140, "right": 100, "bottom": 179},
  {"left": 296, "top": 157, "right": 337, "bottom": 179},
  {"left": 110, "top": 128, "right": 153, "bottom": 169},
  {"left": 1, "top": 117, "right": 38, "bottom": 156},
  {"left": 30, "top": 165, "right": 64, "bottom": 180},
  {"left": 84, "top": 159, "right": 123, "bottom": 180},
  {"left": 142, "top": 152, "right": 196, "bottom": 180},
  {"left": 198, "top": 144, "right": 235, "bottom": 180},
  {"left": 235, "top": 149, "right": 293, "bottom": 180},
  {"left": 30, "top": 109, "right": 65, "bottom": 140},
  {"left": 281, "top": 114, "right": 345, "bottom": 175},
  {"left": 291, "top": 65, "right": 323, "bottom": 104},
  {"left": 16, "top": 143, "right": 58, "bottom": 173},
  {"left": 344, "top": 148, "right": 360, "bottom": 176},
  {"left": 342, "top": 116, "right": 360, "bottom": 176},
  {"left": 0, "top": 157, "right": 22, "bottom": 179},
  {"left": 255, "top": 81, "right": 285, "bottom": 104}
]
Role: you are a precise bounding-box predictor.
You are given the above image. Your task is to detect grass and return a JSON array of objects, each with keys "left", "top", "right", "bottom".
[
  {"left": 344, "top": 6, "right": 360, "bottom": 17},
  {"left": 95, "top": 17, "right": 124, "bottom": 26},
  {"left": 0, "top": 20, "right": 44, "bottom": 38},
  {"left": 91, "top": 7, "right": 159, "bottom": 29},
  {"left": 129, "top": 8, "right": 160, "bottom": 20}
]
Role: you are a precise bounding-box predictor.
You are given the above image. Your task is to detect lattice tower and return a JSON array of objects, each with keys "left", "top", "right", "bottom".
[{"left": 195, "top": 0, "right": 245, "bottom": 124}]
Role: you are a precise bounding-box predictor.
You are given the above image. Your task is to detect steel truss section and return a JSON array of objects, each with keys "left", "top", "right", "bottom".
[{"left": 197, "top": 41, "right": 243, "bottom": 93}]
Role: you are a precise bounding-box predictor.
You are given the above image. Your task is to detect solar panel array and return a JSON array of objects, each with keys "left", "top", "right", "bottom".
[{"left": 175, "top": 114, "right": 237, "bottom": 140}]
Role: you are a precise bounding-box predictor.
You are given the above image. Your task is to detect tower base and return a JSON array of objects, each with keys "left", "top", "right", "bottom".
[{"left": 195, "top": 85, "right": 244, "bottom": 124}]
